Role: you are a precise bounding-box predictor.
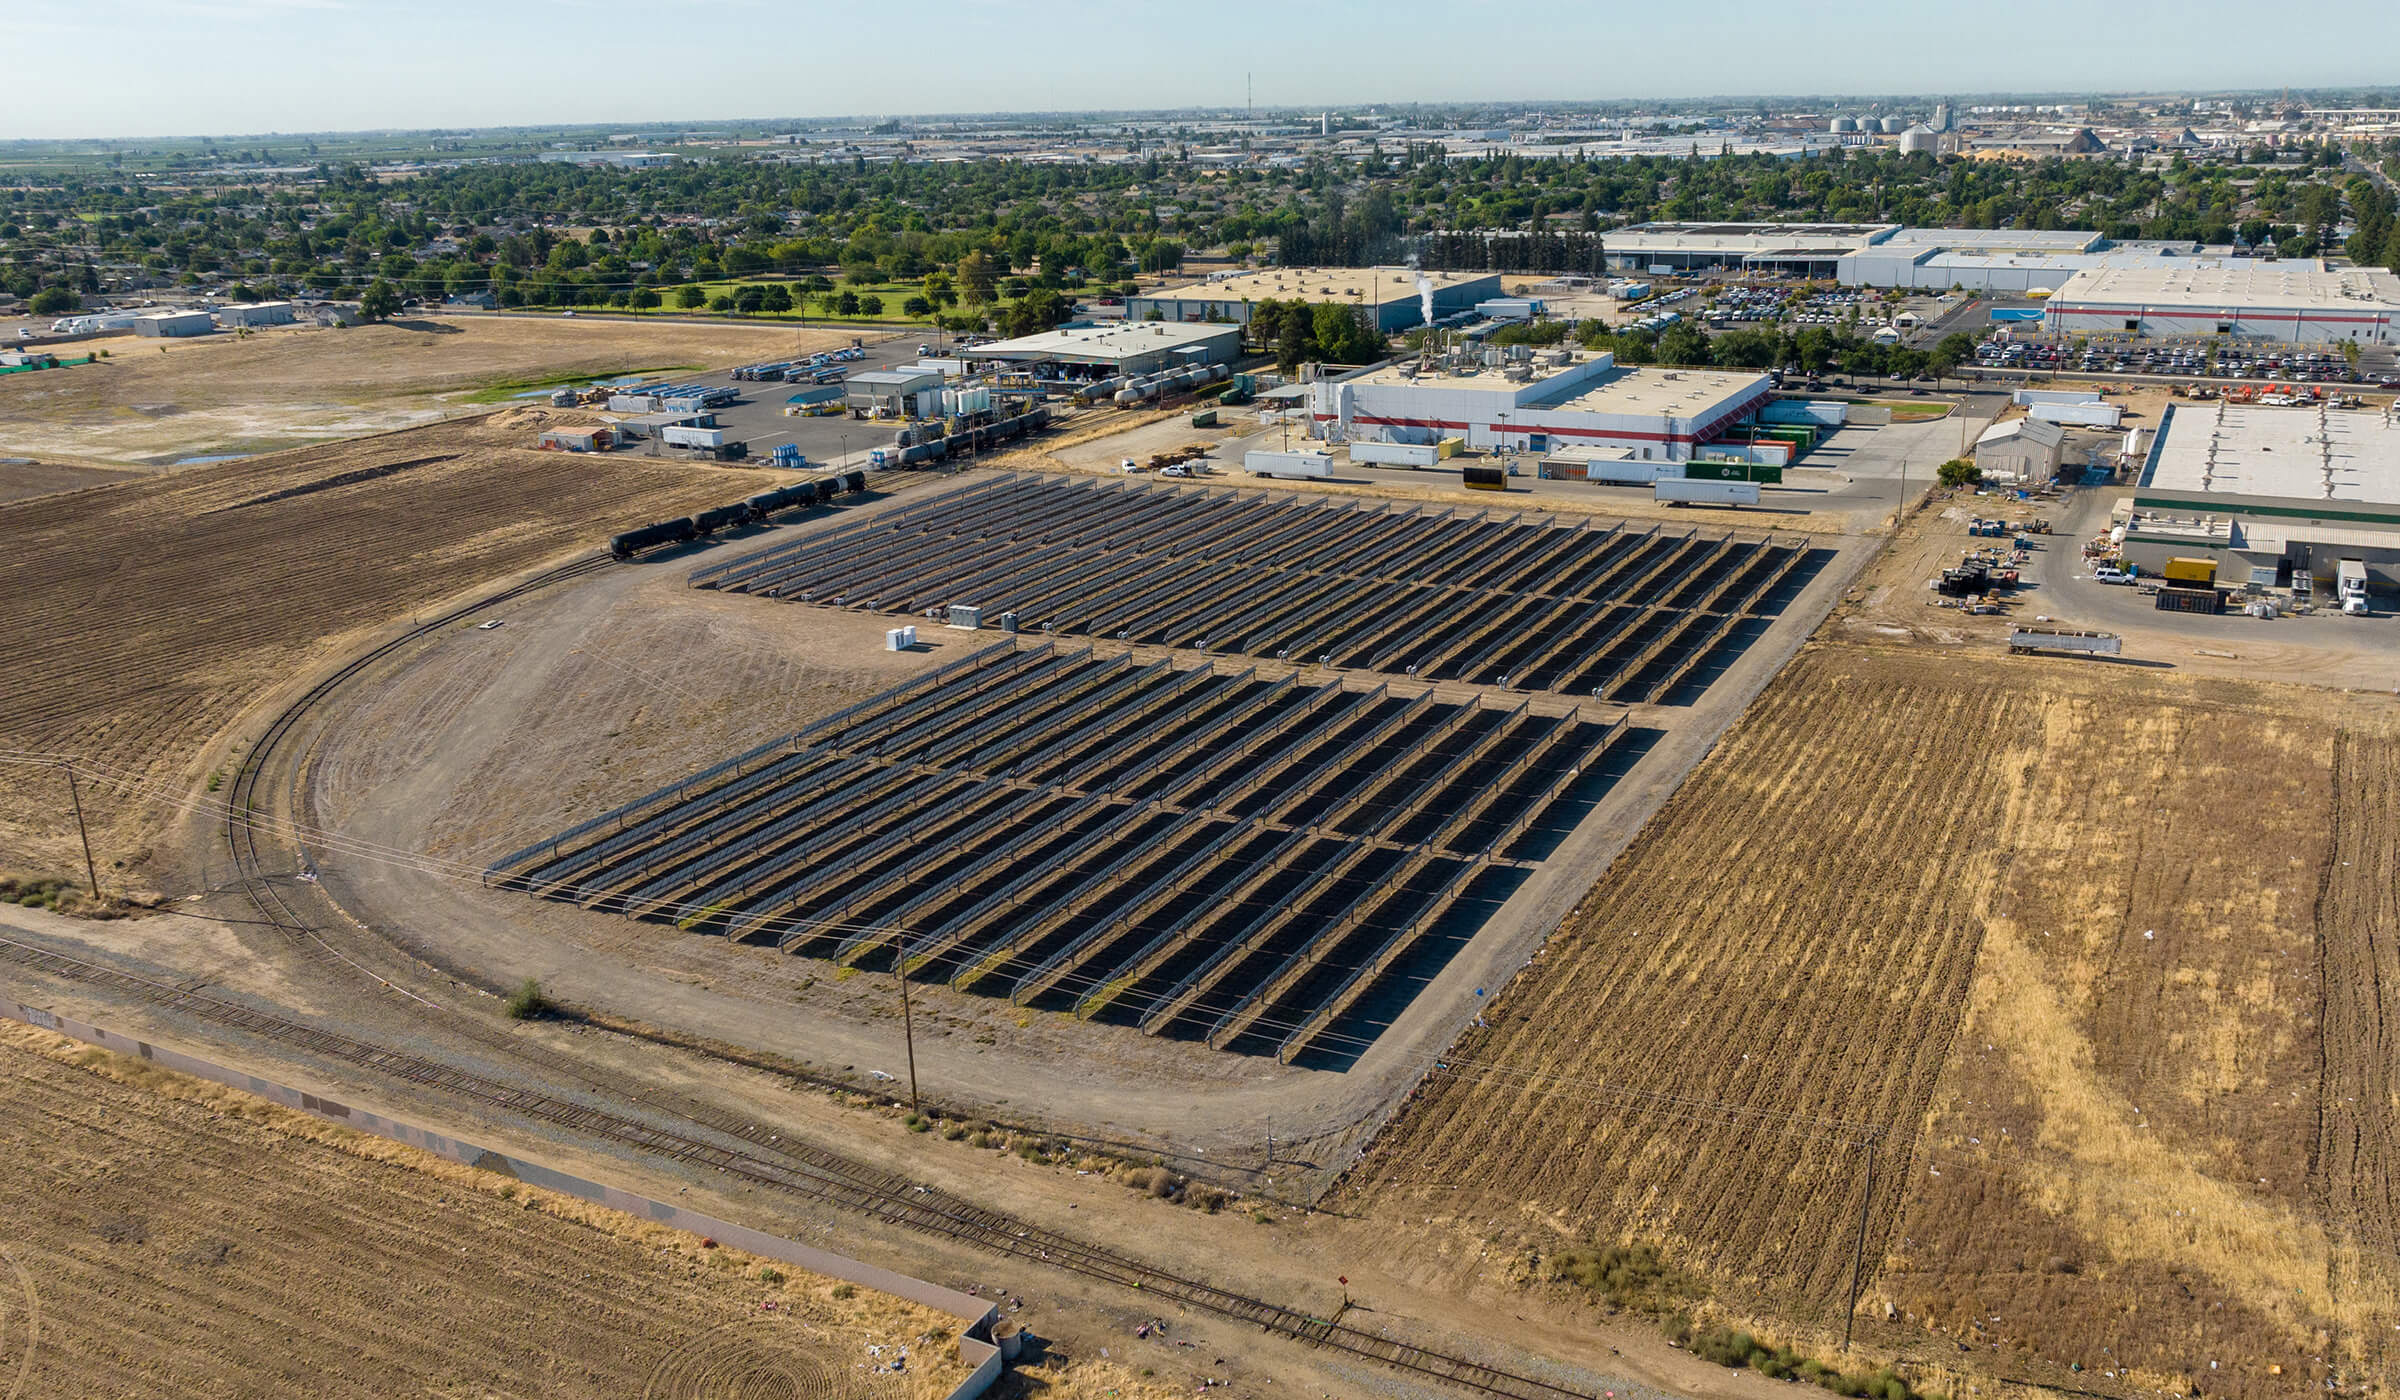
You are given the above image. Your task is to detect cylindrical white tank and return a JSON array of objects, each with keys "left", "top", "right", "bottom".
[
  {"left": 1830, "top": 117, "right": 1857, "bottom": 134},
  {"left": 1880, "top": 116, "right": 1906, "bottom": 133},
  {"left": 1900, "top": 127, "right": 1939, "bottom": 155}
]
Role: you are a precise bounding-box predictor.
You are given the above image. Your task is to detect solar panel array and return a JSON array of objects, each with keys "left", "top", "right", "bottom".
[
  {"left": 694, "top": 473, "right": 1826, "bottom": 704},
  {"left": 489, "top": 644, "right": 1625, "bottom": 1063}
]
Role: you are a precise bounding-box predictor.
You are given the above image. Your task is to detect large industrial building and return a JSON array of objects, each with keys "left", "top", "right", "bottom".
[
  {"left": 2121, "top": 402, "right": 2400, "bottom": 587},
  {"left": 1125, "top": 267, "right": 1502, "bottom": 333},
  {"left": 973, "top": 320, "right": 1241, "bottom": 377},
  {"left": 1602, "top": 222, "right": 1898, "bottom": 276},
  {"left": 1310, "top": 348, "right": 1771, "bottom": 462},
  {"left": 2043, "top": 260, "right": 2400, "bottom": 344},
  {"left": 1837, "top": 227, "right": 2113, "bottom": 293}
]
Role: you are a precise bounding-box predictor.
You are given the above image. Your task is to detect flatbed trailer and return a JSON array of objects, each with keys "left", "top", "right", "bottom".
[{"left": 2007, "top": 627, "right": 2121, "bottom": 656}]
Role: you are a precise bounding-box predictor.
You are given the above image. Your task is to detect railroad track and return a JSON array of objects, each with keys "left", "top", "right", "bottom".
[
  {"left": 0, "top": 931, "right": 1592, "bottom": 1400},
  {"left": 171, "top": 528, "right": 1604, "bottom": 1400},
  {"left": 219, "top": 552, "right": 616, "bottom": 997}
]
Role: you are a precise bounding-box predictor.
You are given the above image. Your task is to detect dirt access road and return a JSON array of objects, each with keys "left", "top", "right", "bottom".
[{"left": 0, "top": 314, "right": 839, "bottom": 467}]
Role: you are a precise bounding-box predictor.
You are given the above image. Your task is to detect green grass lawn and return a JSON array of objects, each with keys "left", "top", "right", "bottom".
[{"left": 458, "top": 364, "right": 699, "bottom": 405}]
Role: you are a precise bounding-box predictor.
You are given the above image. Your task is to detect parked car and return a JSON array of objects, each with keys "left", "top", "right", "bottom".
[{"left": 2093, "top": 567, "right": 2133, "bottom": 585}]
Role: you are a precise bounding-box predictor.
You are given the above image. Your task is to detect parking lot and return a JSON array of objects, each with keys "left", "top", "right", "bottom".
[
  {"left": 568, "top": 333, "right": 940, "bottom": 471},
  {"left": 1973, "top": 332, "right": 2392, "bottom": 387}
]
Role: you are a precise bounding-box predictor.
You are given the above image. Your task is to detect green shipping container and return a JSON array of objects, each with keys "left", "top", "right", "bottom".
[
  {"left": 1685, "top": 461, "right": 1746, "bottom": 481},
  {"left": 1191, "top": 408, "right": 1219, "bottom": 428}
]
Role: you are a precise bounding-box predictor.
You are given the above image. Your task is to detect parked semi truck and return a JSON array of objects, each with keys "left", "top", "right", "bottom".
[
  {"left": 1656, "top": 478, "right": 1761, "bottom": 507},
  {"left": 2338, "top": 559, "right": 2370, "bottom": 614}
]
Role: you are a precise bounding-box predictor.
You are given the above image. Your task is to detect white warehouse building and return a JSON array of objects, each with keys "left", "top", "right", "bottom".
[
  {"left": 2043, "top": 261, "right": 2400, "bottom": 344},
  {"left": 1310, "top": 348, "right": 1771, "bottom": 463},
  {"left": 2122, "top": 402, "right": 2400, "bottom": 588}
]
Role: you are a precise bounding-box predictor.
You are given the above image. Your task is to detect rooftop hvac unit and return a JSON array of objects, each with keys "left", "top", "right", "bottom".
[
  {"left": 948, "top": 604, "right": 983, "bottom": 630},
  {"left": 999, "top": 611, "right": 1020, "bottom": 634}
]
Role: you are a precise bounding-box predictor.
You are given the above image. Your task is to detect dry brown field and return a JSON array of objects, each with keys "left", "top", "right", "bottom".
[
  {"left": 1340, "top": 641, "right": 2400, "bottom": 1399},
  {"left": 0, "top": 1023, "right": 985, "bottom": 1400},
  {"left": 0, "top": 413, "right": 747, "bottom": 868},
  {"left": 0, "top": 316, "right": 838, "bottom": 466}
]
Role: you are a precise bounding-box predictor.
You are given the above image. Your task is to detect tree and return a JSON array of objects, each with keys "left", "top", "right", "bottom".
[
  {"left": 1310, "top": 303, "right": 1384, "bottom": 364},
  {"left": 27, "top": 285, "right": 76, "bottom": 315},
  {"left": 630, "top": 287, "right": 661, "bottom": 310},
  {"left": 957, "top": 249, "right": 997, "bottom": 306},
  {"left": 859, "top": 294, "right": 884, "bottom": 316},
  {"left": 761, "top": 283, "right": 793, "bottom": 313},
  {"left": 1275, "top": 309, "right": 1317, "bottom": 373},
  {"left": 903, "top": 295, "right": 933, "bottom": 317},
  {"left": 358, "top": 278, "right": 401, "bottom": 322},
  {"left": 1657, "top": 323, "right": 1713, "bottom": 367},
  {"left": 835, "top": 290, "right": 861, "bottom": 316},
  {"left": 1937, "top": 458, "right": 1982, "bottom": 488},
  {"left": 998, "top": 287, "right": 1068, "bottom": 338},
  {"left": 733, "top": 285, "right": 767, "bottom": 314},
  {"left": 676, "top": 285, "right": 705, "bottom": 309}
]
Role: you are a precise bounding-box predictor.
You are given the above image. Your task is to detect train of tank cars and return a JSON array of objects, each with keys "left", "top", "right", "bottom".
[{"left": 608, "top": 470, "right": 870, "bottom": 560}]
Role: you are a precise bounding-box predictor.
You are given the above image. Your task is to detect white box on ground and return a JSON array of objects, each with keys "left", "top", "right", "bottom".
[{"left": 885, "top": 626, "right": 918, "bottom": 652}]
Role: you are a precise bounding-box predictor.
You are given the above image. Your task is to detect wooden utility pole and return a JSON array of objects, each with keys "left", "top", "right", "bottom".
[
  {"left": 896, "top": 932, "right": 922, "bottom": 1119},
  {"left": 65, "top": 763, "right": 99, "bottom": 899},
  {"left": 1842, "top": 1130, "right": 1881, "bottom": 1351}
]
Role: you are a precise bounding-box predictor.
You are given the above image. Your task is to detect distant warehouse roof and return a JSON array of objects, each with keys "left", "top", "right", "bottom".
[
  {"left": 975, "top": 321, "right": 1238, "bottom": 365},
  {"left": 1135, "top": 266, "right": 1494, "bottom": 310},
  {"left": 2049, "top": 259, "right": 2400, "bottom": 315}
]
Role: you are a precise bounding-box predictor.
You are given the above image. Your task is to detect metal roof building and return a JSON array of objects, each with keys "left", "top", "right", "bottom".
[
  {"left": 974, "top": 321, "right": 1240, "bottom": 375},
  {"left": 1601, "top": 222, "right": 1899, "bottom": 276},
  {"left": 2123, "top": 402, "right": 2400, "bottom": 587},
  {"left": 131, "top": 309, "right": 216, "bottom": 338},
  {"left": 2044, "top": 260, "right": 2400, "bottom": 344},
  {"left": 1309, "top": 349, "right": 1770, "bottom": 463},
  {"left": 1125, "top": 267, "right": 1502, "bottom": 333}
]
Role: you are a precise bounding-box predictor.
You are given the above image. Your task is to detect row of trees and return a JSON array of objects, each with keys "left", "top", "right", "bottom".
[
  {"left": 1565, "top": 318, "right": 1983, "bottom": 384},
  {"left": 1416, "top": 230, "right": 1609, "bottom": 276}
]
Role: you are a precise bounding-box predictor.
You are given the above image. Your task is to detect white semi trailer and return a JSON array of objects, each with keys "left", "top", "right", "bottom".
[{"left": 1655, "top": 478, "right": 1761, "bottom": 507}]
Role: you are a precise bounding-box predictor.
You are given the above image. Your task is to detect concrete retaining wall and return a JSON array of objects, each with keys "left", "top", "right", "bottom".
[{"left": 0, "top": 995, "right": 1004, "bottom": 1400}]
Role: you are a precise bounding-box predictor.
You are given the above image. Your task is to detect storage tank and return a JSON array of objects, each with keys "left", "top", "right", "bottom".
[
  {"left": 1899, "top": 126, "right": 1940, "bottom": 155},
  {"left": 1880, "top": 116, "right": 1906, "bottom": 133},
  {"left": 1830, "top": 117, "right": 1857, "bottom": 134}
]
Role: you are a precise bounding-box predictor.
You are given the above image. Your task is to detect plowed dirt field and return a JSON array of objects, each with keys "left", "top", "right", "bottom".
[
  {"left": 0, "top": 413, "right": 743, "bottom": 870},
  {"left": 1340, "top": 642, "right": 2400, "bottom": 1400},
  {"left": 0, "top": 1023, "right": 977, "bottom": 1400}
]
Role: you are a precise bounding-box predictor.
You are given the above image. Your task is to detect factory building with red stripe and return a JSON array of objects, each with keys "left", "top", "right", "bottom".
[
  {"left": 2042, "top": 260, "right": 2400, "bottom": 346},
  {"left": 1308, "top": 348, "right": 1775, "bottom": 465}
]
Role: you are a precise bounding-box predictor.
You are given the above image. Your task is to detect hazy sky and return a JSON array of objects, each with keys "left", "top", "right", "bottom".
[{"left": 12, "top": 0, "right": 2400, "bottom": 141}]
